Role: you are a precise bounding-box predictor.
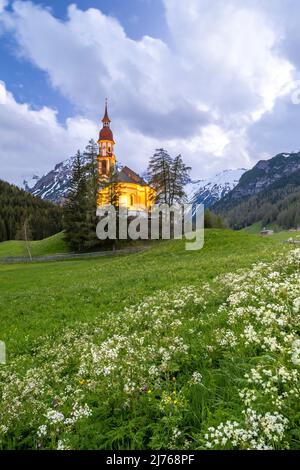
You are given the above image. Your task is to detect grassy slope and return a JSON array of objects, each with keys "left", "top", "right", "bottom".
[
  {"left": 243, "top": 223, "right": 300, "bottom": 241},
  {"left": 0, "top": 229, "right": 282, "bottom": 357},
  {"left": 0, "top": 240, "right": 25, "bottom": 258},
  {"left": 243, "top": 221, "right": 262, "bottom": 233},
  {"left": 0, "top": 232, "right": 69, "bottom": 259},
  {"left": 272, "top": 231, "right": 300, "bottom": 241}
]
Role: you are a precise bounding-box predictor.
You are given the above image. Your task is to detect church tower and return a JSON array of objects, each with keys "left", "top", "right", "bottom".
[
  {"left": 97, "top": 99, "right": 116, "bottom": 178},
  {"left": 97, "top": 99, "right": 156, "bottom": 213}
]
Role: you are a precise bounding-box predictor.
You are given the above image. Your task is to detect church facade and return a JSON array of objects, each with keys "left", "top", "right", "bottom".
[{"left": 97, "top": 101, "right": 155, "bottom": 214}]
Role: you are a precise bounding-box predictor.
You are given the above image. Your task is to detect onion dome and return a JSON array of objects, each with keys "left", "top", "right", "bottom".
[
  {"left": 99, "top": 99, "right": 114, "bottom": 141},
  {"left": 99, "top": 126, "right": 114, "bottom": 141}
]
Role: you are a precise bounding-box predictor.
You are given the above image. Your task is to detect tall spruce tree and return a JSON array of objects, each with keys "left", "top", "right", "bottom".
[
  {"left": 97, "top": 166, "right": 123, "bottom": 250},
  {"left": 84, "top": 139, "right": 99, "bottom": 203},
  {"left": 83, "top": 139, "right": 99, "bottom": 250},
  {"left": 63, "top": 151, "right": 89, "bottom": 252},
  {"left": 170, "top": 154, "right": 191, "bottom": 204},
  {"left": 147, "top": 149, "right": 191, "bottom": 204},
  {"left": 147, "top": 148, "right": 172, "bottom": 203},
  {"left": 0, "top": 218, "right": 7, "bottom": 242}
]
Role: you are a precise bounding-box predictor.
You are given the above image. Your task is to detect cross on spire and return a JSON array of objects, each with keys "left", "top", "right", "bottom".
[{"left": 102, "top": 98, "right": 111, "bottom": 126}]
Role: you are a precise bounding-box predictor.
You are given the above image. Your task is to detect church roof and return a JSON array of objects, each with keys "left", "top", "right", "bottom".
[
  {"left": 99, "top": 126, "right": 114, "bottom": 141},
  {"left": 117, "top": 166, "right": 148, "bottom": 186},
  {"left": 99, "top": 99, "right": 114, "bottom": 141}
]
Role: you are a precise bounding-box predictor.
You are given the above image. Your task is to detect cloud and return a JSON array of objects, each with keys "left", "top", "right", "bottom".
[
  {"left": 0, "top": 0, "right": 8, "bottom": 13},
  {"left": 0, "top": 80, "right": 98, "bottom": 184},
  {"left": 164, "top": 0, "right": 294, "bottom": 118},
  {"left": 249, "top": 93, "right": 300, "bottom": 157},
  {"left": 1, "top": 1, "right": 197, "bottom": 139},
  {"left": 0, "top": 0, "right": 299, "bottom": 184}
]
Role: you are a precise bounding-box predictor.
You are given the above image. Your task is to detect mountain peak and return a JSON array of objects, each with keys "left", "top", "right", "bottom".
[
  {"left": 187, "top": 168, "right": 247, "bottom": 208},
  {"left": 24, "top": 160, "right": 246, "bottom": 207},
  {"left": 213, "top": 151, "right": 300, "bottom": 217}
]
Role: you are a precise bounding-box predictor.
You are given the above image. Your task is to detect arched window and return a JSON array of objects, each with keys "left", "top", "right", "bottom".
[
  {"left": 130, "top": 195, "right": 134, "bottom": 206},
  {"left": 101, "top": 160, "right": 107, "bottom": 174}
]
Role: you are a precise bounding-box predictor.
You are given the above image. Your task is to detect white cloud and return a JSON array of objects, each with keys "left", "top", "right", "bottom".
[
  {"left": 192, "top": 125, "right": 230, "bottom": 158},
  {"left": 0, "top": 0, "right": 8, "bottom": 13},
  {"left": 0, "top": 81, "right": 97, "bottom": 185},
  {"left": 164, "top": 0, "right": 294, "bottom": 118},
  {"left": 0, "top": 0, "right": 299, "bottom": 184}
]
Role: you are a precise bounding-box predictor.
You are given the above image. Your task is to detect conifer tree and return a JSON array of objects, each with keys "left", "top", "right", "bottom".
[
  {"left": 83, "top": 140, "right": 100, "bottom": 250},
  {"left": 63, "top": 151, "right": 89, "bottom": 252},
  {"left": 147, "top": 148, "right": 173, "bottom": 203},
  {"left": 204, "top": 210, "right": 226, "bottom": 228},
  {"left": 0, "top": 218, "right": 7, "bottom": 242},
  {"left": 84, "top": 139, "right": 99, "bottom": 204},
  {"left": 147, "top": 149, "right": 191, "bottom": 204},
  {"left": 170, "top": 154, "right": 191, "bottom": 204}
]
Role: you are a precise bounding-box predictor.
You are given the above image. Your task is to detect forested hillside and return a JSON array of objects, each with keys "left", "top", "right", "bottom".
[
  {"left": 215, "top": 169, "right": 300, "bottom": 229},
  {"left": 0, "top": 179, "right": 63, "bottom": 242},
  {"left": 213, "top": 153, "right": 300, "bottom": 229}
]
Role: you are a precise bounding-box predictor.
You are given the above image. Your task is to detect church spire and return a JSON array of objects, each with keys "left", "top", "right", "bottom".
[
  {"left": 102, "top": 98, "right": 111, "bottom": 126},
  {"left": 98, "top": 99, "right": 114, "bottom": 142},
  {"left": 98, "top": 98, "right": 116, "bottom": 177}
]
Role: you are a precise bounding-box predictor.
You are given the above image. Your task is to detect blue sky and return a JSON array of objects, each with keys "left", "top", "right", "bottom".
[
  {"left": 1, "top": 0, "right": 166, "bottom": 121},
  {"left": 1, "top": 0, "right": 300, "bottom": 185}
]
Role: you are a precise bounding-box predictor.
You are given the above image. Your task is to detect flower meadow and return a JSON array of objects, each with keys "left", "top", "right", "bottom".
[{"left": 0, "top": 248, "right": 299, "bottom": 450}]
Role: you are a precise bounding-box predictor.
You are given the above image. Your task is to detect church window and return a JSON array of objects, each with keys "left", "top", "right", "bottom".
[{"left": 102, "top": 160, "right": 107, "bottom": 174}]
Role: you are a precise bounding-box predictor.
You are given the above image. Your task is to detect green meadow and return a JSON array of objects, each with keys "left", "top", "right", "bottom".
[
  {"left": 0, "top": 230, "right": 278, "bottom": 356},
  {"left": 0, "top": 232, "right": 69, "bottom": 260},
  {"left": 1, "top": 229, "right": 299, "bottom": 450}
]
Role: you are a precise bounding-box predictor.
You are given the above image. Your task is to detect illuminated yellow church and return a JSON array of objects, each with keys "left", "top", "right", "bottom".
[{"left": 97, "top": 100, "right": 155, "bottom": 214}]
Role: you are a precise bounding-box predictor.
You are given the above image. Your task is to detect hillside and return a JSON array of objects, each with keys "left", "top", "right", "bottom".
[
  {"left": 219, "top": 170, "right": 300, "bottom": 229},
  {"left": 0, "top": 232, "right": 69, "bottom": 259},
  {"left": 0, "top": 179, "right": 63, "bottom": 242},
  {"left": 213, "top": 153, "right": 300, "bottom": 229},
  {"left": 0, "top": 230, "right": 273, "bottom": 345},
  {"left": 2, "top": 230, "right": 299, "bottom": 450}
]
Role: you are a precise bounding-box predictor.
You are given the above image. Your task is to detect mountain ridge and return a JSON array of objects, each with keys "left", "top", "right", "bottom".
[
  {"left": 23, "top": 158, "right": 246, "bottom": 207},
  {"left": 214, "top": 152, "right": 300, "bottom": 212},
  {"left": 186, "top": 168, "right": 247, "bottom": 208},
  {"left": 213, "top": 152, "right": 300, "bottom": 229}
]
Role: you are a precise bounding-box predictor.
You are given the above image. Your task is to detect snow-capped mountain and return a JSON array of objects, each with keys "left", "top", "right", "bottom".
[
  {"left": 187, "top": 169, "right": 247, "bottom": 208},
  {"left": 23, "top": 174, "right": 41, "bottom": 192},
  {"left": 23, "top": 155, "right": 246, "bottom": 207},
  {"left": 23, "top": 155, "right": 124, "bottom": 204},
  {"left": 23, "top": 156, "right": 81, "bottom": 204}
]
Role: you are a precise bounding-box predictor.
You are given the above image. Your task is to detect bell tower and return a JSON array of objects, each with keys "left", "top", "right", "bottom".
[{"left": 97, "top": 99, "right": 116, "bottom": 178}]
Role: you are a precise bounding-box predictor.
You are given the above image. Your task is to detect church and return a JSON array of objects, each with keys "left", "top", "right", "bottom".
[{"left": 97, "top": 101, "right": 155, "bottom": 215}]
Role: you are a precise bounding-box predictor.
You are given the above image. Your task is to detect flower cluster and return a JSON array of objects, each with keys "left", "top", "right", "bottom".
[
  {"left": 0, "top": 248, "right": 299, "bottom": 450},
  {"left": 202, "top": 248, "right": 300, "bottom": 449},
  {"left": 0, "top": 286, "right": 208, "bottom": 449},
  {"left": 205, "top": 408, "right": 289, "bottom": 450}
]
